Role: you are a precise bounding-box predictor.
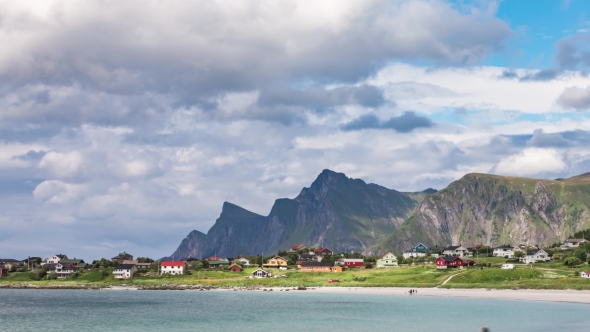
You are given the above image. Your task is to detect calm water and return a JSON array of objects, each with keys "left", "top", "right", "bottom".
[{"left": 0, "top": 289, "right": 588, "bottom": 331}]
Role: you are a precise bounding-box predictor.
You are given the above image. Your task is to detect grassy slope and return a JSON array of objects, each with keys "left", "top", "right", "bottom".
[{"left": 370, "top": 173, "right": 590, "bottom": 254}]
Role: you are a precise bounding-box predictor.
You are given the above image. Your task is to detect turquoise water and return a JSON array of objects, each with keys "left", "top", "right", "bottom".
[{"left": 0, "top": 289, "right": 588, "bottom": 331}]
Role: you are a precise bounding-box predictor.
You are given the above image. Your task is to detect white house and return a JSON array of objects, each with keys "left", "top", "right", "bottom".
[
  {"left": 47, "top": 263, "right": 77, "bottom": 278},
  {"left": 521, "top": 249, "right": 550, "bottom": 264},
  {"left": 46, "top": 254, "right": 68, "bottom": 265},
  {"left": 581, "top": 271, "right": 590, "bottom": 278},
  {"left": 235, "top": 257, "right": 250, "bottom": 267},
  {"left": 442, "top": 245, "right": 471, "bottom": 257},
  {"left": 251, "top": 268, "right": 272, "bottom": 278},
  {"left": 493, "top": 245, "right": 520, "bottom": 258},
  {"left": 561, "top": 239, "right": 587, "bottom": 250},
  {"left": 402, "top": 250, "right": 427, "bottom": 259},
  {"left": 160, "top": 261, "right": 186, "bottom": 275},
  {"left": 376, "top": 252, "right": 398, "bottom": 268},
  {"left": 113, "top": 264, "right": 137, "bottom": 279}
]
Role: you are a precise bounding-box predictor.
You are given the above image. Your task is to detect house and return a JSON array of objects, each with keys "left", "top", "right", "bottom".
[
  {"left": 20, "top": 257, "right": 42, "bottom": 266},
  {"left": 299, "top": 253, "right": 317, "bottom": 260},
  {"left": 463, "top": 259, "right": 477, "bottom": 266},
  {"left": 112, "top": 252, "right": 133, "bottom": 261},
  {"left": 113, "top": 264, "right": 137, "bottom": 279},
  {"left": 442, "top": 245, "right": 471, "bottom": 257},
  {"left": 206, "top": 257, "right": 230, "bottom": 268},
  {"left": 0, "top": 259, "right": 21, "bottom": 270},
  {"left": 402, "top": 250, "right": 427, "bottom": 259},
  {"left": 58, "top": 259, "right": 85, "bottom": 268},
  {"left": 581, "top": 271, "right": 590, "bottom": 278},
  {"left": 0, "top": 265, "right": 7, "bottom": 278},
  {"left": 313, "top": 247, "right": 333, "bottom": 257},
  {"left": 493, "top": 245, "right": 518, "bottom": 258},
  {"left": 436, "top": 256, "right": 464, "bottom": 269},
  {"left": 376, "top": 252, "right": 398, "bottom": 268},
  {"left": 160, "top": 261, "right": 186, "bottom": 275},
  {"left": 252, "top": 268, "right": 272, "bottom": 278},
  {"left": 263, "top": 256, "right": 288, "bottom": 269},
  {"left": 47, "top": 263, "right": 78, "bottom": 278},
  {"left": 336, "top": 258, "right": 364, "bottom": 267},
  {"left": 289, "top": 244, "right": 311, "bottom": 252},
  {"left": 521, "top": 249, "right": 550, "bottom": 264},
  {"left": 122, "top": 260, "right": 152, "bottom": 269},
  {"left": 561, "top": 239, "right": 587, "bottom": 250},
  {"left": 46, "top": 254, "right": 67, "bottom": 265},
  {"left": 235, "top": 257, "right": 250, "bottom": 267},
  {"left": 229, "top": 264, "right": 243, "bottom": 272},
  {"left": 300, "top": 261, "right": 340, "bottom": 272}
]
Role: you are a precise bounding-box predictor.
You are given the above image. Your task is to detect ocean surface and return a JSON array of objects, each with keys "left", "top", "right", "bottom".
[{"left": 0, "top": 289, "right": 588, "bottom": 331}]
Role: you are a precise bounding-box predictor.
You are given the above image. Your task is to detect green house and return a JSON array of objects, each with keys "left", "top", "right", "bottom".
[{"left": 376, "top": 251, "right": 398, "bottom": 268}]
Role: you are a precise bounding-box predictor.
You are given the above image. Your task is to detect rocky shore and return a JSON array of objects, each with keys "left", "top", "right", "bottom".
[{"left": 0, "top": 283, "right": 310, "bottom": 291}]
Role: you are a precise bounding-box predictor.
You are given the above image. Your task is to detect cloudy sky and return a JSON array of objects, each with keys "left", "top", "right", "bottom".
[{"left": 2, "top": 0, "right": 590, "bottom": 260}]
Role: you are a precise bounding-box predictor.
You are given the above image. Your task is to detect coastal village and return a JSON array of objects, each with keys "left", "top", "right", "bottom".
[{"left": 2, "top": 237, "right": 590, "bottom": 283}]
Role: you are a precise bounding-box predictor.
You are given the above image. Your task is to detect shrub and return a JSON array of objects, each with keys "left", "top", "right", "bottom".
[
  {"left": 47, "top": 272, "right": 58, "bottom": 280},
  {"left": 574, "top": 250, "right": 587, "bottom": 262},
  {"left": 563, "top": 257, "right": 582, "bottom": 267}
]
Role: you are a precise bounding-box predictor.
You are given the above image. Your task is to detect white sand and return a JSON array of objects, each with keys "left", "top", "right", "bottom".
[{"left": 299, "top": 287, "right": 590, "bottom": 304}]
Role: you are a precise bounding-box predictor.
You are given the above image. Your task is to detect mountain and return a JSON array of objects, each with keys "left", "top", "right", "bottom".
[
  {"left": 367, "top": 172, "right": 590, "bottom": 255},
  {"left": 168, "top": 169, "right": 427, "bottom": 259},
  {"left": 167, "top": 230, "right": 207, "bottom": 261}
]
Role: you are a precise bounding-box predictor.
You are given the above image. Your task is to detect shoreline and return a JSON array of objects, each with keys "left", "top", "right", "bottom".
[{"left": 2, "top": 284, "right": 590, "bottom": 304}]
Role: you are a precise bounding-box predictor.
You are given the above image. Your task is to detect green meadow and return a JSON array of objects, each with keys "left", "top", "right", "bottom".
[{"left": 2, "top": 259, "right": 590, "bottom": 289}]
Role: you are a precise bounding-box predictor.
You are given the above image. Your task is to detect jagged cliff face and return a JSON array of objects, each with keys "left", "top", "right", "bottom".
[
  {"left": 367, "top": 173, "right": 590, "bottom": 255},
  {"left": 168, "top": 230, "right": 207, "bottom": 261},
  {"left": 169, "top": 170, "right": 424, "bottom": 258}
]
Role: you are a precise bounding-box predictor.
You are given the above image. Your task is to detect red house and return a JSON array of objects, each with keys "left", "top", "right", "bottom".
[
  {"left": 314, "top": 247, "right": 333, "bottom": 256},
  {"left": 0, "top": 265, "right": 7, "bottom": 278},
  {"left": 229, "top": 264, "right": 242, "bottom": 272},
  {"left": 436, "top": 256, "right": 464, "bottom": 269},
  {"left": 338, "top": 258, "right": 364, "bottom": 267}
]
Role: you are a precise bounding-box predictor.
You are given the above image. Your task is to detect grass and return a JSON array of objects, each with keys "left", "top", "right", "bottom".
[{"left": 2, "top": 263, "right": 590, "bottom": 289}]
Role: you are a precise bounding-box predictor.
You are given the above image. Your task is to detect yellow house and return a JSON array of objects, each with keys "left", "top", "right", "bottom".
[{"left": 263, "top": 256, "right": 288, "bottom": 268}]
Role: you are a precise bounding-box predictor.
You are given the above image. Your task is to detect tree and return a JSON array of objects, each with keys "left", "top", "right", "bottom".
[
  {"left": 514, "top": 251, "right": 525, "bottom": 259},
  {"left": 189, "top": 261, "right": 203, "bottom": 271},
  {"left": 574, "top": 249, "right": 587, "bottom": 262},
  {"left": 564, "top": 257, "right": 582, "bottom": 267}
]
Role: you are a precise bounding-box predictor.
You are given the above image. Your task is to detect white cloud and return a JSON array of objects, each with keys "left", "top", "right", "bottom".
[
  {"left": 33, "top": 180, "right": 85, "bottom": 204},
  {"left": 493, "top": 148, "right": 567, "bottom": 177},
  {"left": 37, "top": 151, "right": 83, "bottom": 178}
]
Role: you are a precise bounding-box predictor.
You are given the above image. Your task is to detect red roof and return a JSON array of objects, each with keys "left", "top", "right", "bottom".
[
  {"left": 314, "top": 247, "right": 331, "bottom": 253},
  {"left": 583, "top": 271, "right": 590, "bottom": 274},
  {"left": 161, "top": 261, "right": 186, "bottom": 267},
  {"left": 290, "top": 244, "right": 307, "bottom": 250},
  {"left": 205, "top": 256, "right": 222, "bottom": 261}
]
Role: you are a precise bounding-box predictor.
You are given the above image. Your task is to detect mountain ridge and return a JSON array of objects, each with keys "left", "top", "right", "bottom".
[{"left": 168, "top": 170, "right": 590, "bottom": 260}]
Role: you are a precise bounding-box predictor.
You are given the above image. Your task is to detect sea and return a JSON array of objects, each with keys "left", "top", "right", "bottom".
[{"left": 0, "top": 289, "right": 588, "bottom": 331}]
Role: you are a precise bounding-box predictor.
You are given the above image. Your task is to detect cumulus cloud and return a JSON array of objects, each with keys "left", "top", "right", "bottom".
[
  {"left": 492, "top": 148, "right": 567, "bottom": 177},
  {"left": 33, "top": 180, "right": 86, "bottom": 204},
  {"left": 528, "top": 129, "right": 570, "bottom": 148},
  {"left": 37, "top": 151, "right": 83, "bottom": 178},
  {"left": 341, "top": 112, "right": 434, "bottom": 132},
  {"left": 0, "top": 0, "right": 511, "bottom": 126},
  {"left": 555, "top": 34, "right": 590, "bottom": 70},
  {"left": 556, "top": 86, "right": 590, "bottom": 110}
]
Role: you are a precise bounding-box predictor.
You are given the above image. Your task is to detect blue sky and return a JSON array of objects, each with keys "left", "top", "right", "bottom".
[
  {"left": 488, "top": 0, "right": 589, "bottom": 68},
  {"left": 1, "top": 0, "right": 590, "bottom": 261}
]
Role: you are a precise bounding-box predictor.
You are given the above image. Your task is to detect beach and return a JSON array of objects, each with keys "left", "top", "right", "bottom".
[{"left": 286, "top": 286, "right": 590, "bottom": 304}]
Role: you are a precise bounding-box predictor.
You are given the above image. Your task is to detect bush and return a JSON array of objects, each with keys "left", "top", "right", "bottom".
[
  {"left": 574, "top": 249, "right": 587, "bottom": 262},
  {"left": 47, "top": 272, "right": 58, "bottom": 280},
  {"left": 563, "top": 257, "right": 582, "bottom": 267},
  {"left": 353, "top": 276, "right": 367, "bottom": 282}
]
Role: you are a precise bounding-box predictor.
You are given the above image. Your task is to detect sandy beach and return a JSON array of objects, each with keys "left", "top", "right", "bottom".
[{"left": 294, "top": 287, "right": 590, "bottom": 304}]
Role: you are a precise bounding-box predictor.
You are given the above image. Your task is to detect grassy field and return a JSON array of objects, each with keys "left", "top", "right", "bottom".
[{"left": 2, "top": 262, "right": 590, "bottom": 289}]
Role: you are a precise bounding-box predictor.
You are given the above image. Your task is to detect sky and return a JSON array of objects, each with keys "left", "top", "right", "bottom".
[{"left": 1, "top": 0, "right": 590, "bottom": 261}]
